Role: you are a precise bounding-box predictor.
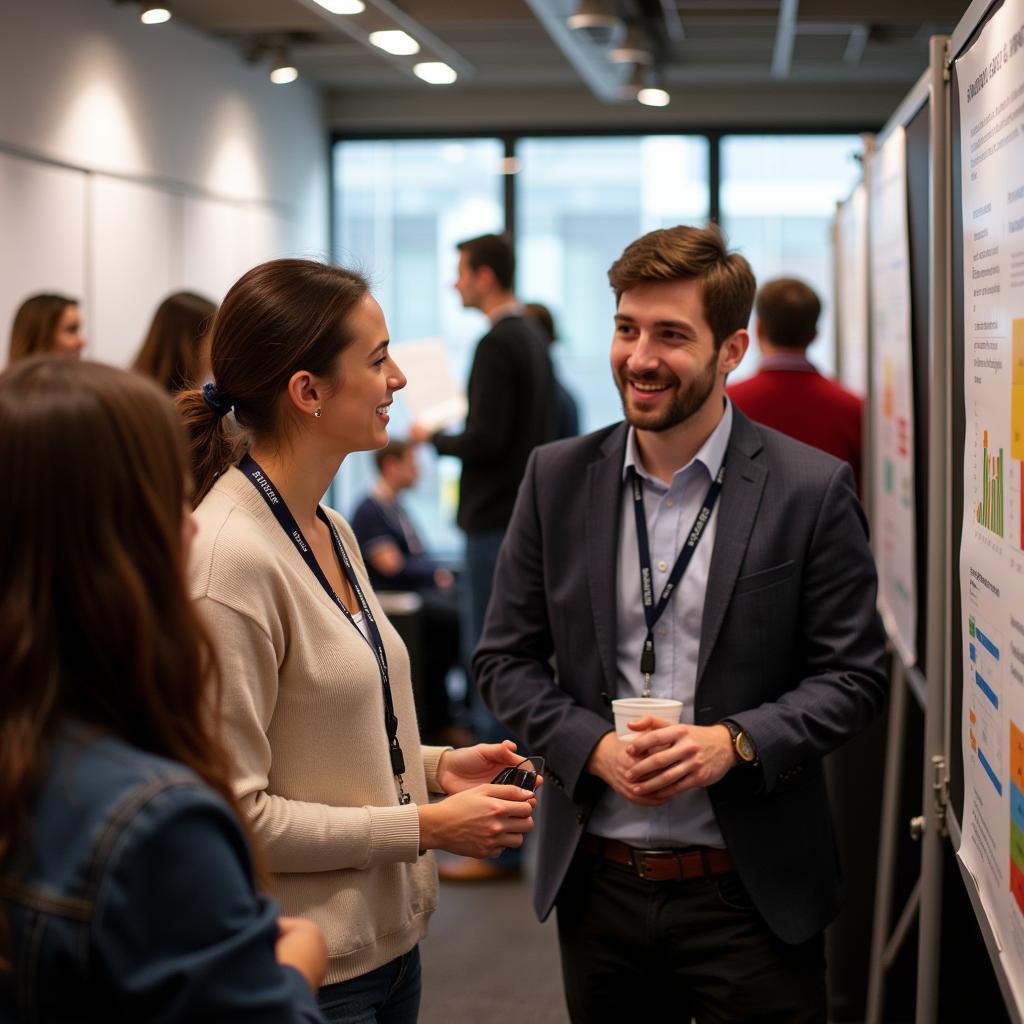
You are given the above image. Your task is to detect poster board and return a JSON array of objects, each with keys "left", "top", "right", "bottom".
[
  {"left": 836, "top": 182, "right": 869, "bottom": 397},
  {"left": 953, "top": 0, "right": 1024, "bottom": 1009},
  {"left": 868, "top": 126, "right": 919, "bottom": 666}
]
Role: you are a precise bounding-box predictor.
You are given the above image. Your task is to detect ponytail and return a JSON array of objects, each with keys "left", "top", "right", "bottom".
[{"left": 176, "top": 388, "right": 246, "bottom": 508}]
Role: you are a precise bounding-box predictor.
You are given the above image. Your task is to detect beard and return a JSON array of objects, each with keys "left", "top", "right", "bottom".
[{"left": 616, "top": 351, "right": 718, "bottom": 432}]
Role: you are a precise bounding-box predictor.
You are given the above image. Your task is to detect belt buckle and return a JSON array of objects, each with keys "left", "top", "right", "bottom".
[{"left": 629, "top": 846, "right": 672, "bottom": 879}]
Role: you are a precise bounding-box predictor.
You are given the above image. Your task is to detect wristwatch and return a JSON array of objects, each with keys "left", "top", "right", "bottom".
[{"left": 722, "top": 719, "right": 758, "bottom": 764}]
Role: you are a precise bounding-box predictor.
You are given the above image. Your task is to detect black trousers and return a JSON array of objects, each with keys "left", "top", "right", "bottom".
[
  {"left": 555, "top": 846, "right": 826, "bottom": 1024},
  {"left": 415, "top": 593, "right": 462, "bottom": 737}
]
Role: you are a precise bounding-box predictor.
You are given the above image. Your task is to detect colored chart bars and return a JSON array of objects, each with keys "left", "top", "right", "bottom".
[
  {"left": 1013, "top": 319, "right": 1024, "bottom": 550},
  {"left": 977, "top": 430, "right": 1005, "bottom": 538}
]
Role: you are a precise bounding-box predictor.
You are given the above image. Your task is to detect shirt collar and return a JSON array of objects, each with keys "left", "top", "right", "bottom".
[
  {"left": 758, "top": 351, "right": 818, "bottom": 373},
  {"left": 622, "top": 398, "right": 733, "bottom": 485},
  {"left": 488, "top": 300, "right": 524, "bottom": 325}
]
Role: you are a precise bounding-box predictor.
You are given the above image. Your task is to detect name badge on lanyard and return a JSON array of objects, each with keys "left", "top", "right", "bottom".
[
  {"left": 630, "top": 461, "right": 725, "bottom": 697},
  {"left": 240, "top": 454, "right": 412, "bottom": 804}
]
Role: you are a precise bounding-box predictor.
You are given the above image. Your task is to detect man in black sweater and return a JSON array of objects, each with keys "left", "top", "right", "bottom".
[{"left": 412, "top": 232, "right": 557, "bottom": 879}]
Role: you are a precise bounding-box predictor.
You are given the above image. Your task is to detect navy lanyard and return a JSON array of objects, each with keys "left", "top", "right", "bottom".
[
  {"left": 629, "top": 461, "right": 725, "bottom": 697},
  {"left": 239, "top": 454, "right": 411, "bottom": 804}
]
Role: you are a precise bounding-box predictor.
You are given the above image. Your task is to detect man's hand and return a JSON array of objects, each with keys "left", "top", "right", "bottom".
[
  {"left": 585, "top": 730, "right": 665, "bottom": 808},
  {"left": 623, "top": 717, "right": 738, "bottom": 804},
  {"left": 409, "top": 423, "right": 434, "bottom": 445}
]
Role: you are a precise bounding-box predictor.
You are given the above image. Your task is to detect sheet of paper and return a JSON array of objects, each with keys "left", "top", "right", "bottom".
[
  {"left": 957, "top": 1, "right": 1024, "bottom": 1006},
  {"left": 391, "top": 338, "right": 467, "bottom": 433}
]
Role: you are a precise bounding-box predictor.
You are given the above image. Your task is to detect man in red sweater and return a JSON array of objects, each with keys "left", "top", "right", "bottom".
[{"left": 728, "top": 277, "right": 863, "bottom": 494}]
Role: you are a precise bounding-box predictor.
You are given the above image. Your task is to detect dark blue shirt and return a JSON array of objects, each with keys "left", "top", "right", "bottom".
[
  {"left": 0, "top": 721, "right": 326, "bottom": 1023},
  {"left": 350, "top": 494, "right": 441, "bottom": 592}
]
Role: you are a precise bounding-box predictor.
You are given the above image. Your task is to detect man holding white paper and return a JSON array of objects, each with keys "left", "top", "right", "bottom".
[{"left": 475, "top": 224, "right": 887, "bottom": 1022}]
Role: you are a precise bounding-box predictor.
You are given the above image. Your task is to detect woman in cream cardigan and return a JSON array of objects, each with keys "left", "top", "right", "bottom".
[{"left": 179, "top": 259, "right": 537, "bottom": 1024}]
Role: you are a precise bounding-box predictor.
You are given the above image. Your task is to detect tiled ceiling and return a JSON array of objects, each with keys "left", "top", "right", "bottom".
[{"left": 156, "top": 0, "right": 969, "bottom": 98}]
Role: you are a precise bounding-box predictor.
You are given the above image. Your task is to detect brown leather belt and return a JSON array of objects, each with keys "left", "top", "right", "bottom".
[{"left": 582, "top": 833, "right": 734, "bottom": 882}]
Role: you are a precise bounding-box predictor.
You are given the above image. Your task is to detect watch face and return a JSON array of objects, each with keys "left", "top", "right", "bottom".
[{"left": 736, "top": 732, "right": 756, "bottom": 762}]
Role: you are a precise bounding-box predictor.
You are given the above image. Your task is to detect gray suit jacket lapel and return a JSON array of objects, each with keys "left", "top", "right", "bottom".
[
  {"left": 586, "top": 424, "right": 628, "bottom": 701},
  {"left": 697, "top": 410, "right": 767, "bottom": 685}
]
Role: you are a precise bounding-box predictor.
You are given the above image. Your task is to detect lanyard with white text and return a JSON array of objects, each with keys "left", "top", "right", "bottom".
[
  {"left": 629, "top": 461, "right": 725, "bottom": 697},
  {"left": 240, "top": 454, "right": 411, "bottom": 804}
]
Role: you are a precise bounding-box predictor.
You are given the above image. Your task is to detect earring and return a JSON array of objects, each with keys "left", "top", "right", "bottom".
[{"left": 314, "top": 406, "right": 322, "bottom": 418}]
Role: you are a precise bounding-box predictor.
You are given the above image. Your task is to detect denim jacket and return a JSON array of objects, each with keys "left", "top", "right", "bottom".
[{"left": 0, "top": 722, "right": 326, "bottom": 1023}]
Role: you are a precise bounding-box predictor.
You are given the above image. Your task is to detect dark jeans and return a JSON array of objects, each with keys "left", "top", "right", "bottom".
[
  {"left": 556, "top": 847, "right": 826, "bottom": 1024},
  {"left": 317, "top": 947, "right": 421, "bottom": 1024},
  {"left": 417, "top": 591, "right": 462, "bottom": 737}
]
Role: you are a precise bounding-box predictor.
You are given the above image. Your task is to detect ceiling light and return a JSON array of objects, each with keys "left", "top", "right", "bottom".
[
  {"left": 311, "top": 0, "right": 366, "bottom": 12},
  {"left": 567, "top": 0, "right": 624, "bottom": 47},
  {"left": 140, "top": 6, "right": 171, "bottom": 24},
  {"left": 369, "top": 30, "right": 420, "bottom": 56},
  {"left": 637, "top": 87, "right": 670, "bottom": 107},
  {"left": 414, "top": 61, "right": 457, "bottom": 85},
  {"left": 609, "top": 26, "right": 653, "bottom": 65},
  {"left": 270, "top": 49, "right": 299, "bottom": 84}
]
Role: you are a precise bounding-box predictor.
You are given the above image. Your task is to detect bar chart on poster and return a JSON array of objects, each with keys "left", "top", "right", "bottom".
[{"left": 956, "top": 0, "right": 1024, "bottom": 1005}]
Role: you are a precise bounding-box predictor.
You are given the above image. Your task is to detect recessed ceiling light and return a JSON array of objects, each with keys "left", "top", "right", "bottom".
[
  {"left": 369, "top": 30, "right": 420, "bottom": 56},
  {"left": 637, "top": 87, "right": 670, "bottom": 107},
  {"left": 413, "top": 61, "right": 457, "bottom": 85},
  {"left": 312, "top": 0, "right": 366, "bottom": 12},
  {"left": 140, "top": 6, "right": 171, "bottom": 24}
]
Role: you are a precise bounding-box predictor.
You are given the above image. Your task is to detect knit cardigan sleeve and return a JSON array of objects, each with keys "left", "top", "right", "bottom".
[{"left": 198, "top": 593, "right": 422, "bottom": 873}]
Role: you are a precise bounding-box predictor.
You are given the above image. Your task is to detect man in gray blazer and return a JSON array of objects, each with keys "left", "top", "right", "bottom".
[{"left": 474, "top": 224, "right": 887, "bottom": 1023}]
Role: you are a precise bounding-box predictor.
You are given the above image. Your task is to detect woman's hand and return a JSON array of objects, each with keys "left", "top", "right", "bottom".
[
  {"left": 437, "top": 740, "right": 533, "bottom": 794},
  {"left": 275, "top": 916, "right": 328, "bottom": 992},
  {"left": 418, "top": 784, "right": 536, "bottom": 858}
]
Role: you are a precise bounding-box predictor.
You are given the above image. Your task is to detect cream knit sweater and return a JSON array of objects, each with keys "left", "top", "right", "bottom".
[{"left": 189, "top": 467, "right": 444, "bottom": 985}]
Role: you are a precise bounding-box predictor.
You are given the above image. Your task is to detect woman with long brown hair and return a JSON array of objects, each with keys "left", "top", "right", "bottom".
[
  {"left": 8, "top": 292, "right": 86, "bottom": 362},
  {"left": 180, "top": 258, "right": 537, "bottom": 1023},
  {"left": 0, "top": 357, "right": 329, "bottom": 1022},
  {"left": 134, "top": 290, "right": 217, "bottom": 392}
]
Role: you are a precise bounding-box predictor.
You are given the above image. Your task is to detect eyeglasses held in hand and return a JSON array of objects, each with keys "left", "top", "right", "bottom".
[{"left": 490, "top": 756, "right": 544, "bottom": 792}]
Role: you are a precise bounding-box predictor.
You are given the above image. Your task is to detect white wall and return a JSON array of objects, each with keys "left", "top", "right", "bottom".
[{"left": 0, "top": 0, "right": 329, "bottom": 368}]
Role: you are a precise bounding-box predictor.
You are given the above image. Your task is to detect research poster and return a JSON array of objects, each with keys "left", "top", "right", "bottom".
[
  {"left": 957, "top": 0, "right": 1024, "bottom": 1005},
  {"left": 836, "top": 182, "right": 869, "bottom": 397},
  {"left": 868, "top": 128, "right": 917, "bottom": 666}
]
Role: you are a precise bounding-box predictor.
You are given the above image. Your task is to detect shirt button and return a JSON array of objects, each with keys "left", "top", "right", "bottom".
[
  {"left": 657, "top": 627, "right": 668, "bottom": 637},
  {"left": 658, "top": 560, "right": 667, "bottom": 572},
  {"left": 666, "top": 499, "right": 674, "bottom": 508}
]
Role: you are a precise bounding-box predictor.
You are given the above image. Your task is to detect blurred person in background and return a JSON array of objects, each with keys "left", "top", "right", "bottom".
[
  {"left": 0, "top": 357, "right": 328, "bottom": 1022},
  {"left": 728, "top": 277, "right": 863, "bottom": 493},
  {"left": 524, "top": 301, "right": 579, "bottom": 440},
  {"left": 8, "top": 293, "right": 85, "bottom": 362},
  {"left": 179, "top": 258, "right": 537, "bottom": 1023},
  {"left": 351, "top": 439, "right": 470, "bottom": 748},
  {"left": 134, "top": 290, "right": 217, "bottom": 393}
]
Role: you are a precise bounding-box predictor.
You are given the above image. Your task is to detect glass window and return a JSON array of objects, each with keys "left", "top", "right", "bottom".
[
  {"left": 516, "top": 136, "right": 710, "bottom": 434},
  {"left": 720, "top": 134, "right": 863, "bottom": 381},
  {"left": 331, "top": 138, "right": 505, "bottom": 555}
]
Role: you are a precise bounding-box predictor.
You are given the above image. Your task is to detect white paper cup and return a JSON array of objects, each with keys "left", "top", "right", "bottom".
[{"left": 612, "top": 697, "right": 683, "bottom": 739}]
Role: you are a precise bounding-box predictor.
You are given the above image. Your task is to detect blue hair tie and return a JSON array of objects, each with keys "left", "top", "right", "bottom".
[{"left": 202, "top": 381, "right": 233, "bottom": 418}]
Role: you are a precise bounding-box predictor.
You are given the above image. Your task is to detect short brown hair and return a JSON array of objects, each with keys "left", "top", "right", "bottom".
[
  {"left": 374, "top": 438, "right": 410, "bottom": 474},
  {"left": 755, "top": 278, "right": 821, "bottom": 350},
  {"left": 8, "top": 294, "right": 77, "bottom": 362},
  {"left": 607, "top": 224, "right": 755, "bottom": 346},
  {"left": 457, "top": 234, "right": 515, "bottom": 291}
]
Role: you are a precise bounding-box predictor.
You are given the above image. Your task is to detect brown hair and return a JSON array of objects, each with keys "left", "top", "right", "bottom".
[
  {"left": 177, "top": 259, "right": 370, "bottom": 507},
  {"left": 134, "top": 291, "right": 217, "bottom": 393},
  {"left": 8, "top": 294, "right": 78, "bottom": 362},
  {"left": 0, "top": 357, "right": 243, "bottom": 963},
  {"left": 374, "top": 438, "right": 410, "bottom": 474},
  {"left": 607, "top": 224, "right": 756, "bottom": 347},
  {"left": 524, "top": 302, "right": 557, "bottom": 344},
  {"left": 755, "top": 277, "right": 821, "bottom": 350},
  {"left": 457, "top": 233, "right": 515, "bottom": 291}
]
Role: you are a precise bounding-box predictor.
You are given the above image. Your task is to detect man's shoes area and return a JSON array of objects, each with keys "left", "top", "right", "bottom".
[{"left": 436, "top": 855, "right": 523, "bottom": 883}]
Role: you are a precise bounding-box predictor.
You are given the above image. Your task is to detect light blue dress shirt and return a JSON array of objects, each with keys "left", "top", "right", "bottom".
[{"left": 588, "top": 400, "right": 733, "bottom": 849}]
